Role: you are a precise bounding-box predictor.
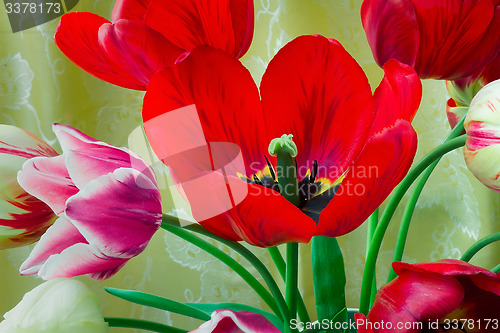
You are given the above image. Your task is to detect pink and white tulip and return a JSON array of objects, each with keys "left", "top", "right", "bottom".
[
  {"left": 189, "top": 310, "right": 281, "bottom": 333},
  {"left": 18, "top": 124, "right": 162, "bottom": 280},
  {"left": 0, "top": 125, "right": 58, "bottom": 250},
  {"left": 464, "top": 79, "right": 500, "bottom": 191}
]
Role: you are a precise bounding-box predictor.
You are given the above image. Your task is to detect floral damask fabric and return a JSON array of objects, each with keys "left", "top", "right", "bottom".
[{"left": 1, "top": 0, "right": 499, "bottom": 330}]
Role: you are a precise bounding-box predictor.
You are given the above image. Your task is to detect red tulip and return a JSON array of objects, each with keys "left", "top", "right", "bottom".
[
  {"left": 142, "top": 35, "right": 421, "bottom": 247},
  {"left": 361, "top": 0, "right": 500, "bottom": 80},
  {"left": 55, "top": 0, "right": 254, "bottom": 90},
  {"left": 356, "top": 259, "right": 500, "bottom": 333}
]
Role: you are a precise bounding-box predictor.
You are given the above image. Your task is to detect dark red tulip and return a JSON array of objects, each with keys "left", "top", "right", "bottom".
[
  {"left": 356, "top": 259, "right": 500, "bottom": 333},
  {"left": 361, "top": 0, "right": 500, "bottom": 80}
]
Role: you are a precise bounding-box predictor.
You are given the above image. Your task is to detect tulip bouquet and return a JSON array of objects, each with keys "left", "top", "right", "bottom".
[{"left": 1, "top": 0, "right": 500, "bottom": 332}]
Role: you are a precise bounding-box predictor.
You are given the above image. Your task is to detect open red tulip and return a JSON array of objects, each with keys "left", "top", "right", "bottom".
[
  {"left": 18, "top": 124, "right": 162, "bottom": 280},
  {"left": 361, "top": 0, "right": 500, "bottom": 80},
  {"left": 143, "top": 35, "right": 420, "bottom": 247},
  {"left": 356, "top": 259, "right": 500, "bottom": 333},
  {"left": 55, "top": 0, "right": 254, "bottom": 90}
]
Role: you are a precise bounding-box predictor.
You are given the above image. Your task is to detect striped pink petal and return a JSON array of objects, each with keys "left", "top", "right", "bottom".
[
  {"left": 190, "top": 310, "right": 281, "bottom": 333},
  {"left": 17, "top": 155, "right": 78, "bottom": 215},
  {"left": 64, "top": 168, "right": 161, "bottom": 258}
]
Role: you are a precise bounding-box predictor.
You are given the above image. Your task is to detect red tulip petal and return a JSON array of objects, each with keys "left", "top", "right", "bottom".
[
  {"left": 368, "top": 270, "right": 464, "bottom": 332},
  {"left": 393, "top": 259, "right": 498, "bottom": 278},
  {"left": 144, "top": 0, "right": 254, "bottom": 58},
  {"left": 361, "top": 0, "right": 419, "bottom": 69},
  {"left": 38, "top": 242, "right": 128, "bottom": 280},
  {"left": 17, "top": 155, "right": 78, "bottom": 215},
  {"left": 198, "top": 178, "right": 316, "bottom": 247},
  {"left": 317, "top": 120, "right": 417, "bottom": 237},
  {"left": 20, "top": 215, "right": 87, "bottom": 276},
  {"left": 260, "top": 35, "right": 375, "bottom": 182},
  {"left": 55, "top": 13, "right": 146, "bottom": 90},
  {"left": 354, "top": 313, "right": 375, "bottom": 333},
  {"left": 470, "top": 273, "right": 500, "bottom": 296},
  {"left": 98, "top": 19, "right": 184, "bottom": 88},
  {"left": 481, "top": 53, "right": 500, "bottom": 85},
  {"left": 370, "top": 59, "right": 422, "bottom": 136},
  {"left": 111, "top": 0, "right": 151, "bottom": 23},
  {"left": 412, "top": 0, "right": 500, "bottom": 80},
  {"left": 65, "top": 168, "right": 161, "bottom": 258},
  {"left": 143, "top": 46, "right": 267, "bottom": 176}
]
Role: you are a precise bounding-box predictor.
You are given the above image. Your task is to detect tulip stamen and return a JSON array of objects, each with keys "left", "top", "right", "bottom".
[{"left": 264, "top": 155, "right": 276, "bottom": 181}]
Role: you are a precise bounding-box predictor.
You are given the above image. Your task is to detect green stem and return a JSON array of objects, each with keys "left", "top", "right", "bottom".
[
  {"left": 492, "top": 263, "right": 500, "bottom": 273},
  {"left": 286, "top": 243, "right": 299, "bottom": 321},
  {"left": 460, "top": 232, "right": 500, "bottom": 262},
  {"left": 359, "top": 134, "right": 467, "bottom": 315},
  {"left": 160, "top": 222, "right": 281, "bottom": 320},
  {"left": 387, "top": 117, "right": 466, "bottom": 282},
  {"left": 268, "top": 247, "right": 311, "bottom": 322},
  {"left": 162, "top": 216, "right": 291, "bottom": 329},
  {"left": 366, "top": 209, "right": 378, "bottom": 307},
  {"left": 104, "top": 317, "right": 187, "bottom": 333}
]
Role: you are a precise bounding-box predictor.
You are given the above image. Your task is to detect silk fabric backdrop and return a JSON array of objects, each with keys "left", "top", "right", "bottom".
[{"left": 1, "top": 0, "right": 499, "bottom": 331}]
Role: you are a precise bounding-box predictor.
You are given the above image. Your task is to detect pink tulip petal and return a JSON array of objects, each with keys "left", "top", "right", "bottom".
[
  {"left": 190, "top": 310, "right": 281, "bottom": 333},
  {"left": 53, "top": 124, "right": 156, "bottom": 188},
  {"left": 0, "top": 125, "right": 58, "bottom": 159},
  {"left": 17, "top": 155, "right": 79, "bottom": 215},
  {"left": 38, "top": 242, "right": 128, "bottom": 280},
  {"left": 64, "top": 168, "right": 161, "bottom": 258},
  {"left": 20, "top": 215, "right": 87, "bottom": 276}
]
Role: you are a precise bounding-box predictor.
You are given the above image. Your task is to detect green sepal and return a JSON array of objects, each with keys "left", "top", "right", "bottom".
[
  {"left": 312, "top": 236, "right": 347, "bottom": 333},
  {"left": 186, "top": 302, "right": 284, "bottom": 332},
  {"left": 105, "top": 288, "right": 211, "bottom": 321}
]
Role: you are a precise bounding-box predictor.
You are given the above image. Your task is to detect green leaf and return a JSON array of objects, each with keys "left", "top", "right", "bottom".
[
  {"left": 186, "top": 302, "right": 284, "bottom": 332},
  {"left": 312, "top": 236, "right": 347, "bottom": 333},
  {"left": 105, "top": 288, "right": 211, "bottom": 321},
  {"left": 104, "top": 317, "right": 188, "bottom": 333}
]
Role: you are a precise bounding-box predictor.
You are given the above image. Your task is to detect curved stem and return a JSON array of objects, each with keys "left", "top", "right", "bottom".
[
  {"left": 460, "top": 232, "right": 500, "bottom": 262},
  {"left": 366, "top": 209, "right": 378, "bottom": 307},
  {"left": 359, "top": 134, "right": 467, "bottom": 315},
  {"left": 286, "top": 243, "right": 298, "bottom": 321},
  {"left": 104, "top": 317, "right": 187, "bottom": 333},
  {"left": 268, "top": 247, "right": 311, "bottom": 323},
  {"left": 160, "top": 222, "right": 281, "bottom": 320},
  {"left": 162, "top": 216, "right": 291, "bottom": 328},
  {"left": 387, "top": 117, "right": 466, "bottom": 282},
  {"left": 491, "top": 263, "right": 500, "bottom": 273}
]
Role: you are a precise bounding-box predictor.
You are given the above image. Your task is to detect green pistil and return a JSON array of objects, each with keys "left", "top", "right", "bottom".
[
  {"left": 268, "top": 134, "right": 298, "bottom": 158},
  {"left": 268, "top": 134, "right": 300, "bottom": 207}
]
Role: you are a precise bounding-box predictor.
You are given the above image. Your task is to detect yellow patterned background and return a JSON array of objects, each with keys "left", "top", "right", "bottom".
[{"left": 1, "top": 0, "right": 499, "bottom": 332}]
